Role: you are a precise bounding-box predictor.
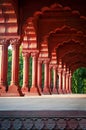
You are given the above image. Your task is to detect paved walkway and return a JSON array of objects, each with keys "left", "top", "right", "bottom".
[{"left": 0, "top": 94, "right": 86, "bottom": 111}]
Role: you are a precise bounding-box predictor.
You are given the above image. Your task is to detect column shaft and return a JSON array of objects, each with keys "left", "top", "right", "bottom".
[
  {"left": 62, "top": 65, "right": 66, "bottom": 93},
  {"left": 62, "top": 72, "right": 66, "bottom": 93},
  {"left": 0, "top": 39, "right": 8, "bottom": 93},
  {"left": 30, "top": 52, "right": 40, "bottom": 95},
  {"left": 43, "top": 59, "right": 51, "bottom": 94},
  {"left": 58, "top": 69, "right": 63, "bottom": 94},
  {"left": 22, "top": 53, "right": 29, "bottom": 93},
  {"left": 49, "top": 66, "right": 52, "bottom": 92},
  {"left": 37, "top": 59, "right": 42, "bottom": 93},
  {"left": 69, "top": 72, "right": 72, "bottom": 93},
  {"left": 53, "top": 66, "right": 58, "bottom": 94},
  {"left": 8, "top": 38, "right": 23, "bottom": 96},
  {"left": 58, "top": 59, "right": 63, "bottom": 94},
  {"left": 11, "top": 44, "right": 19, "bottom": 85},
  {"left": 66, "top": 69, "right": 69, "bottom": 93}
]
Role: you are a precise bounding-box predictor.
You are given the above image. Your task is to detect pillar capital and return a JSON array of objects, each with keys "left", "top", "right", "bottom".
[
  {"left": 38, "top": 58, "right": 43, "bottom": 64},
  {"left": 62, "top": 64, "right": 66, "bottom": 74},
  {"left": 53, "top": 65, "right": 57, "bottom": 70},
  {"left": 10, "top": 38, "right": 19, "bottom": 44},
  {"left": 49, "top": 64, "right": 53, "bottom": 69},
  {"left": 58, "top": 67, "right": 62, "bottom": 73},
  {"left": 9, "top": 38, "right": 20, "bottom": 48},
  {"left": 43, "top": 58, "right": 50, "bottom": 64},
  {"left": 31, "top": 52, "right": 39, "bottom": 58},
  {"left": 69, "top": 70, "right": 72, "bottom": 76},
  {"left": 22, "top": 52, "right": 30, "bottom": 58},
  {"left": 66, "top": 68, "right": 70, "bottom": 75},
  {"left": 0, "top": 38, "right": 9, "bottom": 47},
  {"left": 0, "top": 38, "right": 6, "bottom": 44}
]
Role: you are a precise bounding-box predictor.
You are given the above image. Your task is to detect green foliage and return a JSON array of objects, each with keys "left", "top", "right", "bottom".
[{"left": 72, "top": 67, "right": 86, "bottom": 94}]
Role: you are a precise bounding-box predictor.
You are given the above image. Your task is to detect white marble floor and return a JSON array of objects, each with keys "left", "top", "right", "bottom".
[{"left": 0, "top": 94, "right": 86, "bottom": 111}]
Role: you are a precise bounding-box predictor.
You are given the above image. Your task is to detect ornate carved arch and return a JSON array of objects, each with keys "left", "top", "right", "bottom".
[{"left": 33, "top": 3, "right": 86, "bottom": 49}]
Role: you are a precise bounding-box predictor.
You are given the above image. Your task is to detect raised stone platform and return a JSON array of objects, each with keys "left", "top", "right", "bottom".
[
  {"left": 0, "top": 94, "right": 86, "bottom": 129},
  {"left": 0, "top": 94, "right": 86, "bottom": 111}
]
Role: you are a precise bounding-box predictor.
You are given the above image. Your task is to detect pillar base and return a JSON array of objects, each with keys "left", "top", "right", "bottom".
[
  {"left": 38, "top": 86, "right": 43, "bottom": 94},
  {"left": 21, "top": 86, "right": 30, "bottom": 96},
  {"left": 58, "top": 89, "right": 63, "bottom": 94},
  {"left": 0, "top": 85, "right": 7, "bottom": 96},
  {"left": 21, "top": 86, "right": 30, "bottom": 93},
  {"left": 66, "top": 90, "right": 70, "bottom": 94},
  {"left": 43, "top": 87, "right": 51, "bottom": 95},
  {"left": 29, "top": 86, "right": 41, "bottom": 96},
  {"left": 52, "top": 87, "right": 58, "bottom": 94},
  {"left": 69, "top": 89, "right": 72, "bottom": 94},
  {"left": 7, "top": 85, "right": 24, "bottom": 96},
  {"left": 63, "top": 89, "right": 67, "bottom": 94}
]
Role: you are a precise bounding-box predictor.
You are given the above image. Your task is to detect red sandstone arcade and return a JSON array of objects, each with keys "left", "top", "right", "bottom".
[{"left": 0, "top": 0, "right": 86, "bottom": 96}]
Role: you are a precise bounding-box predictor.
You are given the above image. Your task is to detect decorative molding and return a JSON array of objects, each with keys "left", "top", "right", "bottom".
[{"left": 0, "top": 111, "right": 86, "bottom": 129}]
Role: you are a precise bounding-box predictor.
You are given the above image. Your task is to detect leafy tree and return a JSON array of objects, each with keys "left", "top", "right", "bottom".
[{"left": 72, "top": 67, "right": 86, "bottom": 93}]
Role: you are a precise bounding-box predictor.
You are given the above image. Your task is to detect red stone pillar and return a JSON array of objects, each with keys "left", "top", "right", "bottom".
[
  {"left": 58, "top": 60, "right": 63, "bottom": 94},
  {"left": 62, "top": 64, "right": 66, "bottom": 94},
  {"left": 30, "top": 52, "right": 40, "bottom": 95},
  {"left": 49, "top": 65, "right": 52, "bottom": 92},
  {"left": 37, "top": 59, "right": 42, "bottom": 93},
  {"left": 66, "top": 68, "right": 69, "bottom": 93},
  {"left": 21, "top": 52, "right": 30, "bottom": 94},
  {"left": 8, "top": 38, "right": 23, "bottom": 96},
  {"left": 69, "top": 71, "right": 72, "bottom": 93},
  {"left": 43, "top": 59, "right": 51, "bottom": 94},
  {"left": 52, "top": 65, "right": 58, "bottom": 94},
  {"left": 0, "top": 39, "right": 8, "bottom": 95}
]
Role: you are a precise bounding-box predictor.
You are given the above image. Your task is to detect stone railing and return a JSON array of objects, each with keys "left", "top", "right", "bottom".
[{"left": 0, "top": 111, "right": 86, "bottom": 130}]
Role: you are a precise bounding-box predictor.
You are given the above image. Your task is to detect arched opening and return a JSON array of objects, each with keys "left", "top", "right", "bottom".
[{"left": 72, "top": 67, "right": 86, "bottom": 94}]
